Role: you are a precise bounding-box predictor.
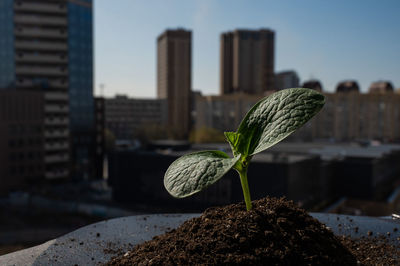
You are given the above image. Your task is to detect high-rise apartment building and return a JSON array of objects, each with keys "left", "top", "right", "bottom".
[
  {"left": 220, "top": 29, "right": 275, "bottom": 95},
  {"left": 0, "top": 0, "right": 94, "bottom": 179},
  {"left": 157, "top": 29, "right": 192, "bottom": 139},
  {"left": 275, "top": 70, "right": 299, "bottom": 90}
]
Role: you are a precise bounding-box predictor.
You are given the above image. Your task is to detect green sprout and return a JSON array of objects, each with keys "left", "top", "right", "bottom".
[{"left": 164, "top": 88, "right": 325, "bottom": 211}]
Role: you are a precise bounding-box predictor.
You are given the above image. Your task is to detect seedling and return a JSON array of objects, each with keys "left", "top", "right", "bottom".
[{"left": 164, "top": 88, "right": 325, "bottom": 211}]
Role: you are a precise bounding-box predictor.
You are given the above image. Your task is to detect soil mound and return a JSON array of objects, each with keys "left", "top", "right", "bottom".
[{"left": 107, "top": 197, "right": 356, "bottom": 265}]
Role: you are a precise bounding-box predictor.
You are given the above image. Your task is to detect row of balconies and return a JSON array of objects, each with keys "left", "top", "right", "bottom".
[
  {"left": 44, "top": 117, "right": 69, "bottom": 126},
  {"left": 16, "top": 53, "right": 68, "bottom": 64},
  {"left": 44, "top": 153, "right": 69, "bottom": 163},
  {"left": 45, "top": 169, "right": 69, "bottom": 179},
  {"left": 16, "top": 65, "right": 68, "bottom": 76},
  {"left": 14, "top": 14, "right": 67, "bottom": 27},
  {"left": 44, "top": 142, "right": 69, "bottom": 151},
  {"left": 44, "top": 130, "right": 69, "bottom": 138},
  {"left": 17, "top": 78, "right": 68, "bottom": 89},
  {"left": 15, "top": 40, "right": 67, "bottom": 51},
  {"left": 14, "top": 1, "right": 67, "bottom": 15},
  {"left": 45, "top": 92, "right": 69, "bottom": 101},
  {"left": 44, "top": 104, "right": 69, "bottom": 113},
  {"left": 15, "top": 27, "right": 67, "bottom": 39}
]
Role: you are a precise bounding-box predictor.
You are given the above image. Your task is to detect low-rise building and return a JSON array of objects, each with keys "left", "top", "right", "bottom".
[
  {"left": 108, "top": 146, "right": 320, "bottom": 211},
  {"left": 105, "top": 95, "right": 168, "bottom": 141},
  {"left": 93, "top": 97, "right": 105, "bottom": 179},
  {"left": 108, "top": 142, "right": 400, "bottom": 212},
  {"left": 193, "top": 93, "right": 263, "bottom": 132},
  {"left": 308, "top": 144, "right": 400, "bottom": 200}
]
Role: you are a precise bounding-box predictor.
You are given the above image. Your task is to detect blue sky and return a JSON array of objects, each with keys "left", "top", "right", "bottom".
[{"left": 94, "top": 0, "right": 400, "bottom": 97}]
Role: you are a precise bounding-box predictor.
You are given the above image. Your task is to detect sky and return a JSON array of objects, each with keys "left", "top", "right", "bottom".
[{"left": 94, "top": 0, "right": 400, "bottom": 98}]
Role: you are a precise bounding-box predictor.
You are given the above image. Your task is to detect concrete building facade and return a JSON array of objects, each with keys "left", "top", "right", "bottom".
[
  {"left": 157, "top": 29, "right": 192, "bottom": 139},
  {"left": 0, "top": 0, "right": 94, "bottom": 179},
  {"left": 93, "top": 97, "right": 105, "bottom": 179},
  {"left": 0, "top": 0, "right": 70, "bottom": 179},
  {"left": 275, "top": 70, "right": 300, "bottom": 90},
  {"left": 295, "top": 92, "right": 400, "bottom": 142},
  {"left": 105, "top": 95, "right": 168, "bottom": 141},
  {"left": 0, "top": 90, "right": 45, "bottom": 194},
  {"left": 194, "top": 93, "right": 263, "bottom": 133},
  {"left": 220, "top": 29, "right": 275, "bottom": 95},
  {"left": 194, "top": 91, "right": 400, "bottom": 143}
]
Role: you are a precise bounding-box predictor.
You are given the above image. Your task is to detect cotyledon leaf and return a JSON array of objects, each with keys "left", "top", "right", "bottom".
[
  {"left": 164, "top": 150, "right": 239, "bottom": 198},
  {"left": 224, "top": 131, "right": 242, "bottom": 157},
  {"left": 232, "top": 88, "right": 325, "bottom": 156}
]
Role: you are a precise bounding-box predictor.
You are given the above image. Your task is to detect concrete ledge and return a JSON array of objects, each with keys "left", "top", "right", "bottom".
[{"left": 1, "top": 213, "right": 399, "bottom": 266}]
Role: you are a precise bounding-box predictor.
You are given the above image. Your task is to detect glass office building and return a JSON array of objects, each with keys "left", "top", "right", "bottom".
[
  {"left": 68, "top": 0, "right": 95, "bottom": 179},
  {"left": 0, "top": 0, "right": 15, "bottom": 88},
  {"left": 68, "top": 0, "right": 93, "bottom": 132}
]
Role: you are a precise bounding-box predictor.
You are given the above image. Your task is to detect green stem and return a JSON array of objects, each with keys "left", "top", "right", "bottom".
[{"left": 238, "top": 168, "right": 252, "bottom": 211}]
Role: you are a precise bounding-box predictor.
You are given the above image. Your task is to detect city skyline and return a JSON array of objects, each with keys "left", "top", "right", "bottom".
[{"left": 95, "top": 0, "right": 400, "bottom": 98}]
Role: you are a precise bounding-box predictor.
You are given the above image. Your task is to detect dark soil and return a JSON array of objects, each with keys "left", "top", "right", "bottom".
[
  {"left": 341, "top": 235, "right": 400, "bottom": 265},
  {"left": 107, "top": 197, "right": 358, "bottom": 265}
]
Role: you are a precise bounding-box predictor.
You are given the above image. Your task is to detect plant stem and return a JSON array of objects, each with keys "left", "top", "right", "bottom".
[{"left": 238, "top": 168, "right": 252, "bottom": 211}]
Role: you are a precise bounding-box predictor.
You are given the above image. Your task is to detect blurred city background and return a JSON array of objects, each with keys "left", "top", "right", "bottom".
[{"left": 1, "top": 0, "right": 400, "bottom": 255}]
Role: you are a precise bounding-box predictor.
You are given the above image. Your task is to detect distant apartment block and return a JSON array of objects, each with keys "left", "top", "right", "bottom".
[
  {"left": 369, "top": 81, "right": 394, "bottom": 94},
  {"left": 0, "top": 0, "right": 94, "bottom": 179},
  {"left": 302, "top": 80, "right": 323, "bottom": 92},
  {"left": 105, "top": 95, "right": 168, "bottom": 140},
  {"left": 296, "top": 92, "right": 400, "bottom": 142},
  {"left": 194, "top": 93, "right": 263, "bottom": 132},
  {"left": 0, "top": 90, "right": 45, "bottom": 194},
  {"left": 220, "top": 29, "right": 275, "bottom": 95},
  {"left": 194, "top": 91, "right": 400, "bottom": 143},
  {"left": 275, "top": 70, "right": 299, "bottom": 90},
  {"left": 157, "top": 29, "right": 192, "bottom": 139}
]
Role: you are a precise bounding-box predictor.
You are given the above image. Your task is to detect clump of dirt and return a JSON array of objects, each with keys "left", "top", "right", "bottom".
[{"left": 107, "top": 197, "right": 356, "bottom": 265}]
